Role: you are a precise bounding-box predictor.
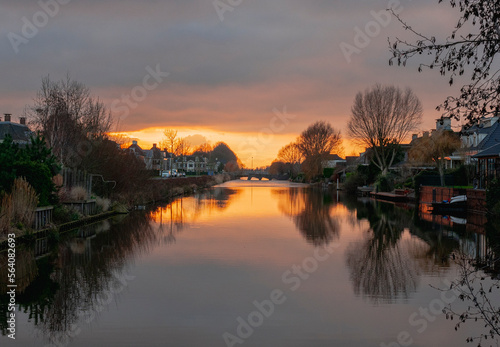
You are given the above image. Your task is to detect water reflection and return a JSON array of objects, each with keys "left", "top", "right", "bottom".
[
  {"left": 1, "top": 182, "right": 498, "bottom": 346},
  {"left": 152, "top": 188, "right": 240, "bottom": 244},
  {"left": 0, "top": 213, "right": 156, "bottom": 344},
  {"left": 344, "top": 199, "right": 420, "bottom": 303},
  {"left": 274, "top": 188, "right": 339, "bottom": 245}
]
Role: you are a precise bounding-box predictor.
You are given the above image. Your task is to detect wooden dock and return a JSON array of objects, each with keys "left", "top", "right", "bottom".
[{"left": 370, "top": 191, "right": 410, "bottom": 203}]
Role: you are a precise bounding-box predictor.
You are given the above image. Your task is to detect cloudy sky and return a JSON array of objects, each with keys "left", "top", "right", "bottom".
[{"left": 0, "top": 0, "right": 467, "bottom": 166}]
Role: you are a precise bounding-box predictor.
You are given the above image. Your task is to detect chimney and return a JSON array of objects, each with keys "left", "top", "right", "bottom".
[
  {"left": 4, "top": 114, "right": 11, "bottom": 122},
  {"left": 412, "top": 134, "right": 418, "bottom": 141},
  {"left": 20, "top": 117, "right": 26, "bottom": 125},
  {"left": 423, "top": 131, "right": 429, "bottom": 138},
  {"left": 152, "top": 143, "right": 157, "bottom": 149},
  {"left": 132, "top": 140, "right": 138, "bottom": 145}
]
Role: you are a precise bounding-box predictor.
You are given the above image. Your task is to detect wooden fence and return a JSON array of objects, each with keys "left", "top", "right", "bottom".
[
  {"left": 62, "top": 200, "right": 97, "bottom": 216},
  {"left": 33, "top": 206, "right": 53, "bottom": 230}
]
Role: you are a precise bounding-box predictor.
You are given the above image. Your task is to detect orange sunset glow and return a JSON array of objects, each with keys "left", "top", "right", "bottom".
[{"left": 1, "top": 1, "right": 462, "bottom": 167}]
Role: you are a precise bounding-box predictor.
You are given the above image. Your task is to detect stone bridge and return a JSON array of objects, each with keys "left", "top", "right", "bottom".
[{"left": 235, "top": 172, "right": 290, "bottom": 181}]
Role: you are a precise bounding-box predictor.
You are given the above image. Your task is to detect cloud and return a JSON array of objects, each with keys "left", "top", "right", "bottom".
[
  {"left": 0, "top": 0, "right": 464, "bottom": 164},
  {"left": 183, "top": 134, "right": 208, "bottom": 147}
]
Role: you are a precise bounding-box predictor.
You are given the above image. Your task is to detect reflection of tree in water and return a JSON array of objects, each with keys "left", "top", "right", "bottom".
[
  {"left": 345, "top": 200, "right": 420, "bottom": 304},
  {"left": 0, "top": 212, "right": 159, "bottom": 344},
  {"left": 152, "top": 188, "right": 241, "bottom": 244},
  {"left": 274, "top": 188, "right": 339, "bottom": 246},
  {"left": 344, "top": 196, "right": 458, "bottom": 275}
]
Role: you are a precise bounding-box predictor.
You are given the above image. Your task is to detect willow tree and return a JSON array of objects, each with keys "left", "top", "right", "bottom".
[
  {"left": 347, "top": 84, "right": 423, "bottom": 175},
  {"left": 297, "top": 121, "right": 342, "bottom": 180},
  {"left": 389, "top": 0, "right": 500, "bottom": 124}
]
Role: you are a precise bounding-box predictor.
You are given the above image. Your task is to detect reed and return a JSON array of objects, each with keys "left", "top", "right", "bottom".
[{"left": 11, "top": 178, "right": 38, "bottom": 229}]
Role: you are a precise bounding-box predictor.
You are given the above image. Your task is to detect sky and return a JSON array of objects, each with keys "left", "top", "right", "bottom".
[{"left": 0, "top": 0, "right": 469, "bottom": 167}]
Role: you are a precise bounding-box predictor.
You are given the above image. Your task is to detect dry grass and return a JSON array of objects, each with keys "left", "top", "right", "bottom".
[
  {"left": 52, "top": 174, "right": 63, "bottom": 188},
  {"left": 70, "top": 186, "right": 88, "bottom": 201},
  {"left": 96, "top": 196, "right": 111, "bottom": 212},
  {"left": 0, "top": 178, "right": 38, "bottom": 237},
  {"left": 11, "top": 178, "right": 38, "bottom": 228},
  {"left": 0, "top": 194, "right": 13, "bottom": 234}
]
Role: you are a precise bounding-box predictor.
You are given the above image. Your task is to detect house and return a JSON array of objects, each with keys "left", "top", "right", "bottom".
[
  {"left": 143, "top": 143, "right": 164, "bottom": 172},
  {"left": 472, "top": 143, "right": 500, "bottom": 189},
  {"left": 322, "top": 154, "right": 346, "bottom": 168},
  {"left": 460, "top": 116, "right": 500, "bottom": 163},
  {"left": 0, "top": 114, "right": 33, "bottom": 146},
  {"left": 174, "top": 155, "right": 208, "bottom": 174},
  {"left": 127, "top": 140, "right": 145, "bottom": 158}
]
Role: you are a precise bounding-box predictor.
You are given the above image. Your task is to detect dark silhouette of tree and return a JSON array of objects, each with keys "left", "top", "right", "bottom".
[
  {"left": 347, "top": 84, "right": 422, "bottom": 175},
  {"left": 297, "top": 121, "right": 342, "bottom": 180},
  {"left": 276, "top": 141, "right": 302, "bottom": 176},
  {"left": 0, "top": 134, "right": 59, "bottom": 205},
  {"left": 345, "top": 201, "right": 420, "bottom": 303},
  {"left": 26, "top": 75, "right": 113, "bottom": 167},
  {"left": 269, "top": 161, "right": 287, "bottom": 175},
  {"left": 389, "top": 1, "right": 500, "bottom": 124},
  {"left": 212, "top": 142, "right": 240, "bottom": 167},
  {"left": 275, "top": 188, "right": 339, "bottom": 245}
]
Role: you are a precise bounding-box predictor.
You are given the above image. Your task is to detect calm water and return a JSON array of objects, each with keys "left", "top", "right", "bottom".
[{"left": 0, "top": 180, "right": 491, "bottom": 346}]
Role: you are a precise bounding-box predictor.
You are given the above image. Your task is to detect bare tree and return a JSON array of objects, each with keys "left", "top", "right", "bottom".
[
  {"left": 389, "top": 1, "right": 500, "bottom": 124},
  {"left": 175, "top": 138, "right": 192, "bottom": 156},
  {"left": 297, "top": 121, "right": 343, "bottom": 180},
  {"left": 26, "top": 75, "right": 113, "bottom": 165},
  {"left": 277, "top": 141, "right": 303, "bottom": 176},
  {"left": 409, "top": 130, "right": 461, "bottom": 186},
  {"left": 347, "top": 84, "right": 423, "bottom": 175},
  {"left": 160, "top": 129, "right": 178, "bottom": 154}
]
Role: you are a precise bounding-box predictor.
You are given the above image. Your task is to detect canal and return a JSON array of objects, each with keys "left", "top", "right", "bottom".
[{"left": 0, "top": 180, "right": 495, "bottom": 346}]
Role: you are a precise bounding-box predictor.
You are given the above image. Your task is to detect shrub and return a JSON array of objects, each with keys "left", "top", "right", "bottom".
[
  {"left": 53, "top": 205, "right": 73, "bottom": 224},
  {"left": 343, "top": 172, "right": 366, "bottom": 195},
  {"left": 375, "top": 174, "right": 394, "bottom": 192},
  {"left": 70, "top": 186, "right": 88, "bottom": 201},
  {"left": 96, "top": 196, "right": 111, "bottom": 212}
]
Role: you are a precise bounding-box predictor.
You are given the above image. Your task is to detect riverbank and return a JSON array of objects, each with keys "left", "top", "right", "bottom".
[{"left": 0, "top": 173, "right": 232, "bottom": 246}]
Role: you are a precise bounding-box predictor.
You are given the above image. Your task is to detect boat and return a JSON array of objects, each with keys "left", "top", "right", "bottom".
[{"left": 431, "top": 195, "right": 467, "bottom": 215}]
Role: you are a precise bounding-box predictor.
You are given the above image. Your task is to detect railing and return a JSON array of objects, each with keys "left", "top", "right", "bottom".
[
  {"left": 62, "top": 199, "right": 97, "bottom": 216},
  {"left": 33, "top": 206, "right": 53, "bottom": 230}
]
